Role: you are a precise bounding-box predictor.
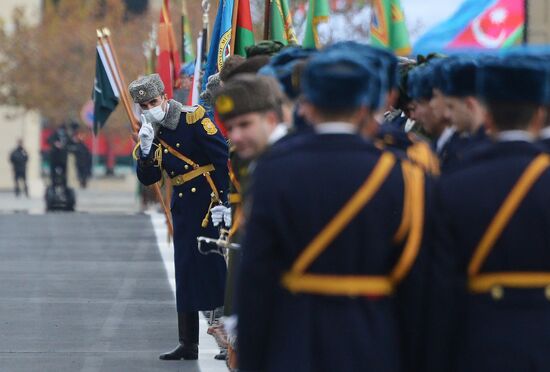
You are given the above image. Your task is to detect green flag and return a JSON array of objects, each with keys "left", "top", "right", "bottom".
[
  {"left": 370, "top": 0, "right": 411, "bottom": 56},
  {"left": 181, "top": 4, "right": 195, "bottom": 62},
  {"left": 234, "top": 0, "right": 255, "bottom": 57},
  {"left": 270, "top": 0, "right": 298, "bottom": 45},
  {"left": 92, "top": 45, "right": 119, "bottom": 134},
  {"left": 302, "top": 0, "right": 330, "bottom": 49}
]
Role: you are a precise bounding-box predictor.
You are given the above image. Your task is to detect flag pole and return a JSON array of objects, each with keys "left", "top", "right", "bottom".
[
  {"left": 263, "top": 0, "right": 271, "bottom": 40},
  {"left": 201, "top": 0, "right": 210, "bottom": 63},
  {"left": 230, "top": 0, "right": 240, "bottom": 56},
  {"left": 102, "top": 29, "right": 135, "bottom": 114},
  {"left": 97, "top": 28, "right": 173, "bottom": 237}
]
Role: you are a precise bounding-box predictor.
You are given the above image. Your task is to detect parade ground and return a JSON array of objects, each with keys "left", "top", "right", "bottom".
[{"left": 0, "top": 175, "right": 224, "bottom": 372}]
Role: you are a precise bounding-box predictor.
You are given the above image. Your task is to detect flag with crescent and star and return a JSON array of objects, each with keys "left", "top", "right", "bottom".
[{"left": 414, "top": 0, "right": 524, "bottom": 54}]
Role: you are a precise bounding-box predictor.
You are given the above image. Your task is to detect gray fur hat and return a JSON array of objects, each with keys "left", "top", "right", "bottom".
[
  {"left": 199, "top": 73, "right": 222, "bottom": 107},
  {"left": 128, "top": 73, "right": 165, "bottom": 103}
]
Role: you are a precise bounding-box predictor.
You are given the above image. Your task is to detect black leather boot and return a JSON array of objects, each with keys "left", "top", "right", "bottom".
[{"left": 159, "top": 312, "right": 199, "bottom": 360}]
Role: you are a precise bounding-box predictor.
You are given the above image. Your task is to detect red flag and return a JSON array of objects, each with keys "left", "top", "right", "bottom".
[{"left": 157, "top": 0, "right": 182, "bottom": 99}]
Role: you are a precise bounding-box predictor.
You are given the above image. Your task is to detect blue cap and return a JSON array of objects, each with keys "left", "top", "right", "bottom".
[
  {"left": 302, "top": 50, "right": 379, "bottom": 110},
  {"left": 476, "top": 57, "right": 548, "bottom": 104},
  {"left": 427, "top": 57, "right": 451, "bottom": 92},
  {"left": 258, "top": 47, "right": 317, "bottom": 99},
  {"left": 502, "top": 53, "right": 550, "bottom": 104},
  {"left": 440, "top": 58, "right": 479, "bottom": 97},
  {"left": 408, "top": 65, "right": 434, "bottom": 100},
  {"left": 180, "top": 62, "right": 195, "bottom": 77},
  {"left": 324, "top": 41, "right": 398, "bottom": 109}
]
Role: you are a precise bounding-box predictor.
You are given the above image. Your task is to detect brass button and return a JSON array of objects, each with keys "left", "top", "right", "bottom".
[
  {"left": 178, "top": 193, "right": 183, "bottom": 198},
  {"left": 545, "top": 285, "right": 550, "bottom": 301},
  {"left": 176, "top": 143, "right": 180, "bottom": 148},
  {"left": 191, "top": 187, "right": 197, "bottom": 193},
  {"left": 491, "top": 285, "right": 504, "bottom": 300},
  {"left": 170, "top": 171, "right": 175, "bottom": 176},
  {"left": 184, "top": 165, "right": 189, "bottom": 170},
  {"left": 164, "top": 149, "right": 168, "bottom": 154}
]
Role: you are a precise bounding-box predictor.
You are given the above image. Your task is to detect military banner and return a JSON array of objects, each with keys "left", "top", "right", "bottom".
[{"left": 92, "top": 44, "right": 119, "bottom": 134}]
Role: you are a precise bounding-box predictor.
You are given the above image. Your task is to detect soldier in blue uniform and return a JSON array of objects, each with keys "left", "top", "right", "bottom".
[
  {"left": 408, "top": 60, "right": 467, "bottom": 173},
  {"left": 426, "top": 57, "right": 550, "bottom": 372},
  {"left": 435, "top": 57, "right": 490, "bottom": 172},
  {"left": 259, "top": 46, "right": 318, "bottom": 136},
  {"left": 129, "top": 74, "right": 229, "bottom": 360},
  {"left": 236, "top": 47, "right": 430, "bottom": 372}
]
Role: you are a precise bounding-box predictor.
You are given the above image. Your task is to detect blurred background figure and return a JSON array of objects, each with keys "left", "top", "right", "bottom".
[
  {"left": 9, "top": 139, "right": 29, "bottom": 198},
  {"left": 47, "top": 124, "right": 71, "bottom": 186},
  {"left": 72, "top": 132, "right": 92, "bottom": 188},
  {"left": 173, "top": 61, "right": 195, "bottom": 104}
]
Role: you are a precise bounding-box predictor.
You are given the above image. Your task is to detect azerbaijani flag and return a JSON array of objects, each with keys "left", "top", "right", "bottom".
[
  {"left": 157, "top": 0, "right": 181, "bottom": 99},
  {"left": 370, "top": 0, "right": 411, "bottom": 56},
  {"left": 203, "top": 0, "right": 234, "bottom": 90},
  {"left": 414, "top": 0, "right": 525, "bottom": 54},
  {"left": 270, "top": 0, "right": 298, "bottom": 45},
  {"left": 302, "top": 0, "right": 330, "bottom": 49},
  {"left": 234, "top": 0, "right": 255, "bottom": 57}
]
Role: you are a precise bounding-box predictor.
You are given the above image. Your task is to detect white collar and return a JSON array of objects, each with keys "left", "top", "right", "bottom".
[
  {"left": 436, "top": 126, "right": 456, "bottom": 153},
  {"left": 315, "top": 122, "right": 357, "bottom": 135},
  {"left": 540, "top": 127, "right": 550, "bottom": 140},
  {"left": 268, "top": 124, "right": 289, "bottom": 144},
  {"left": 496, "top": 130, "right": 534, "bottom": 142}
]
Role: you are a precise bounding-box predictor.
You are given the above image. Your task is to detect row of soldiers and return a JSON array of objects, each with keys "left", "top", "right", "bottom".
[{"left": 128, "top": 40, "right": 550, "bottom": 371}]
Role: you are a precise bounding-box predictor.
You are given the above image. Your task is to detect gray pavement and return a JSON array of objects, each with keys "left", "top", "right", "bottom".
[{"left": 0, "top": 175, "right": 227, "bottom": 372}]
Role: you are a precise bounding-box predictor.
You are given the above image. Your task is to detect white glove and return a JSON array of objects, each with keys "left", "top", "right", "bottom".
[
  {"left": 211, "top": 205, "right": 231, "bottom": 227},
  {"left": 223, "top": 207, "right": 232, "bottom": 227},
  {"left": 138, "top": 114, "right": 155, "bottom": 156}
]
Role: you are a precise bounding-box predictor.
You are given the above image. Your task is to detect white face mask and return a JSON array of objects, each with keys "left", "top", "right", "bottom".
[{"left": 144, "top": 102, "right": 166, "bottom": 123}]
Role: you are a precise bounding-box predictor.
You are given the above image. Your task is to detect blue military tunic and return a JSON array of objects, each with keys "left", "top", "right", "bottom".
[
  {"left": 427, "top": 136, "right": 550, "bottom": 372},
  {"left": 237, "top": 128, "right": 430, "bottom": 372},
  {"left": 137, "top": 104, "right": 229, "bottom": 312},
  {"left": 540, "top": 128, "right": 550, "bottom": 150},
  {"left": 439, "top": 127, "right": 489, "bottom": 173}
]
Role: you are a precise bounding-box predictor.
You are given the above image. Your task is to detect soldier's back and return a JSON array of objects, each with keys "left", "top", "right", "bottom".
[
  {"left": 238, "top": 132, "right": 427, "bottom": 372},
  {"left": 428, "top": 140, "right": 550, "bottom": 372}
]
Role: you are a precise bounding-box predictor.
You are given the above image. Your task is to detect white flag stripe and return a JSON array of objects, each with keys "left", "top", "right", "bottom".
[
  {"left": 191, "top": 33, "right": 203, "bottom": 105},
  {"left": 97, "top": 44, "right": 120, "bottom": 98}
]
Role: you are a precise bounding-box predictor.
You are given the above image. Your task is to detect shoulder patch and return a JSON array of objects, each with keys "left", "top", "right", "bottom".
[
  {"left": 184, "top": 105, "right": 206, "bottom": 125},
  {"left": 201, "top": 118, "right": 218, "bottom": 136}
]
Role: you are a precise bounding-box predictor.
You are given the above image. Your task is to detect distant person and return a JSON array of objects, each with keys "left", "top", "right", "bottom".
[
  {"left": 73, "top": 134, "right": 92, "bottom": 188},
  {"left": 173, "top": 62, "right": 195, "bottom": 104},
  {"left": 47, "top": 124, "right": 71, "bottom": 185},
  {"left": 9, "top": 139, "right": 28, "bottom": 197}
]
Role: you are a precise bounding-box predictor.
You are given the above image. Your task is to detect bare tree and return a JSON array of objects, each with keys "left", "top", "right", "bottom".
[{"left": 0, "top": 0, "right": 153, "bottom": 135}]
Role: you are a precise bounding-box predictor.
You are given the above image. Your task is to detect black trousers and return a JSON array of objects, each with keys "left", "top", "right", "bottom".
[
  {"left": 14, "top": 172, "right": 28, "bottom": 197},
  {"left": 178, "top": 311, "right": 199, "bottom": 345}
]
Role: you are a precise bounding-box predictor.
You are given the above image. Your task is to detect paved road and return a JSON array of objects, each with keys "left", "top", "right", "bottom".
[{"left": 0, "top": 177, "right": 226, "bottom": 372}]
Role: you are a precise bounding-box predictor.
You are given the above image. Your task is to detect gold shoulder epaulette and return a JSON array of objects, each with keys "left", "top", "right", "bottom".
[{"left": 183, "top": 105, "right": 206, "bottom": 125}]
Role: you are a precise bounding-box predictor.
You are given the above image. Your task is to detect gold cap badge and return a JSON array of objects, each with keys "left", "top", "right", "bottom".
[{"left": 215, "top": 95, "right": 234, "bottom": 114}]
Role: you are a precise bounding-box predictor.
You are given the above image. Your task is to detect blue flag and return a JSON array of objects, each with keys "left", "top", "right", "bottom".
[{"left": 202, "top": 0, "right": 234, "bottom": 93}]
